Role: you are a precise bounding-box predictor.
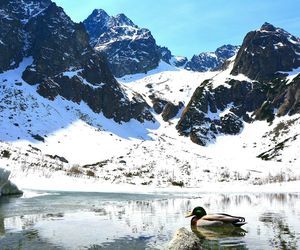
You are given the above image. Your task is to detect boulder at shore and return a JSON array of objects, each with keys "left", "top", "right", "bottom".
[
  {"left": 165, "top": 227, "right": 203, "bottom": 250},
  {"left": 0, "top": 168, "right": 23, "bottom": 196}
]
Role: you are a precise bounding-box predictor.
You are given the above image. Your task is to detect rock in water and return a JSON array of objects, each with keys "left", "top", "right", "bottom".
[
  {"left": 0, "top": 168, "right": 22, "bottom": 196},
  {"left": 165, "top": 228, "right": 203, "bottom": 250}
]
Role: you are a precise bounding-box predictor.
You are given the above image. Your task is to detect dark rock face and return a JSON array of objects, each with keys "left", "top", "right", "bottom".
[
  {"left": 231, "top": 22, "right": 300, "bottom": 81},
  {"left": 1, "top": 0, "right": 154, "bottom": 123},
  {"left": 176, "top": 77, "right": 282, "bottom": 145},
  {"left": 277, "top": 76, "right": 300, "bottom": 116},
  {"left": 84, "top": 9, "right": 161, "bottom": 77},
  {"left": 162, "top": 102, "right": 184, "bottom": 121},
  {"left": 159, "top": 46, "right": 172, "bottom": 64},
  {"left": 185, "top": 45, "right": 239, "bottom": 72},
  {"left": 185, "top": 53, "right": 218, "bottom": 72},
  {"left": 149, "top": 94, "right": 168, "bottom": 114},
  {"left": 0, "top": 0, "right": 51, "bottom": 73},
  {"left": 177, "top": 23, "right": 300, "bottom": 146},
  {"left": 23, "top": 3, "right": 91, "bottom": 84},
  {"left": 149, "top": 94, "right": 183, "bottom": 121},
  {"left": 215, "top": 44, "right": 240, "bottom": 64},
  {"left": 177, "top": 80, "right": 249, "bottom": 145}
]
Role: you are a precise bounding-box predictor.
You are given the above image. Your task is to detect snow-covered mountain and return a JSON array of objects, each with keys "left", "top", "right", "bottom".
[
  {"left": 83, "top": 10, "right": 238, "bottom": 77},
  {"left": 184, "top": 44, "right": 240, "bottom": 72},
  {"left": 159, "top": 44, "right": 239, "bottom": 72},
  {"left": 83, "top": 9, "right": 161, "bottom": 77},
  {"left": 1, "top": 0, "right": 300, "bottom": 192},
  {"left": 0, "top": 0, "right": 154, "bottom": 124},
  {"left": 177, "top": 22, "right": 300, "bottom": 146}
]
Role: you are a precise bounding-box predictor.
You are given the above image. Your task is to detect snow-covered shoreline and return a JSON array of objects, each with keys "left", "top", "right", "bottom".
[{"left": 13, "top": 174, "right": 300, "bottom": 195}]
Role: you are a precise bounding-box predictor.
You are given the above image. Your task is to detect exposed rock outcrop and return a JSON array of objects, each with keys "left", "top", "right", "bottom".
[
  {"left": 0, "top": 168, "right": 22, "bottom": 196},
  {"left": 162, "top": 102, "right": 184, "bottom": 121}
]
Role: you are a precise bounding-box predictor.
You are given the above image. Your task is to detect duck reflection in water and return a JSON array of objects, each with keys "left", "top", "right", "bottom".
[{"left": 191, "top": 225, "right": 247, "bottom": 240}]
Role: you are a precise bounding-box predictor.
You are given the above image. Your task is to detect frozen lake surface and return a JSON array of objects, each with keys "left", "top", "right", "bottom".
[{"left": 0, "top": 191, "right": 300, "bottom": 249}]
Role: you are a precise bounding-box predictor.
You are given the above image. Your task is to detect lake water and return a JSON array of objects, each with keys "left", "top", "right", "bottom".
[{"left": 0, "top": 191, "right": 299, "bottom": 249}]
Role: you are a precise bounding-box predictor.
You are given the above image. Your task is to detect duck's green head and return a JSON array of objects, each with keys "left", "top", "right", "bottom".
[{"left": 185, "top": 206, "right": 207, "bottom": 218}]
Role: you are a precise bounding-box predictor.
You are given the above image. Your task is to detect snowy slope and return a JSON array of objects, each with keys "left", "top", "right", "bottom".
[{"left": 1, "top": 59, "right": 300, "bottom": 193}]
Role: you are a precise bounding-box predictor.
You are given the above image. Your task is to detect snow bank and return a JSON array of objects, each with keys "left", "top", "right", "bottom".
[{"left": 0, "top": 168, "right": 22, "bottom": 196}]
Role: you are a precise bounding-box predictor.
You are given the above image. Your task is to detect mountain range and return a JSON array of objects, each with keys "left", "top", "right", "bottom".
[
  {"left": 1, "top": 0, "right": 300, "bottom": 190},
  {"left": 83, "top": 9, "right": 239, "bottom": 77}
]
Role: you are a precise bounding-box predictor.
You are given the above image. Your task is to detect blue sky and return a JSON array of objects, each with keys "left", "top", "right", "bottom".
[{"left": 53, "top": 0, "right": 300, "bottom": 58}]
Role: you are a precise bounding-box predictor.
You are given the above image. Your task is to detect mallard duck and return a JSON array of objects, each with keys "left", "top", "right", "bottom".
[{"left": 186, "top": 206, "right": 246, "bottom": 227}]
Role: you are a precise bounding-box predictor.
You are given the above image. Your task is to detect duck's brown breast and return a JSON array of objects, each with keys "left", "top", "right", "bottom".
[{"left": 191, "top": 216, "right": 198, "bottom": 226}]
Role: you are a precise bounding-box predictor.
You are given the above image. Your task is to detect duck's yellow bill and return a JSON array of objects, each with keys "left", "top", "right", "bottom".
[{"left": 185, "top": 211, "right": 193, "bottom": 218}]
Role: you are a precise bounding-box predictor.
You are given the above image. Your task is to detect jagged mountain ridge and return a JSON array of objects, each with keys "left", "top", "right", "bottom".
[
  {"left": 84, "top": 9, "right": 161, "bottom": 77},
  {"left": 177, "top": 23, "right": 300, "bottom": 146},
  {"left": 158, "top": 44, "right": 239, "bottom": 72},
  {"left": 185, "top": 44, "right": 240, "bottom": 72},
  {"left": 83, "top": 9, "right": 239, "bottom": 76},
  {"left": 0, "top": 0, "right": 154, "bottom": 124}
]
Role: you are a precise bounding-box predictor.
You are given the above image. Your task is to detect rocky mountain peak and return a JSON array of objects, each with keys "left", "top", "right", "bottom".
[
  {"left": 231, "top": 22, "right": 300, "bottom": 81},
  {"left": 84, "top": 10, "right": 160, "bottom": 77},
  {"left": 91, "top": 8, "right": 109, "bottom": 19},
  {"left": 81, "top": 9, "right": 110, "bottom": 45},
  {"left": 260, "top": 22, "right": 277, "bottom": 32},
  {"left": 112, "top": 13, "right": 137, "bottom": 27},
  {"left": 215, "top": 44, "right": 239, "bottom": 61}
]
